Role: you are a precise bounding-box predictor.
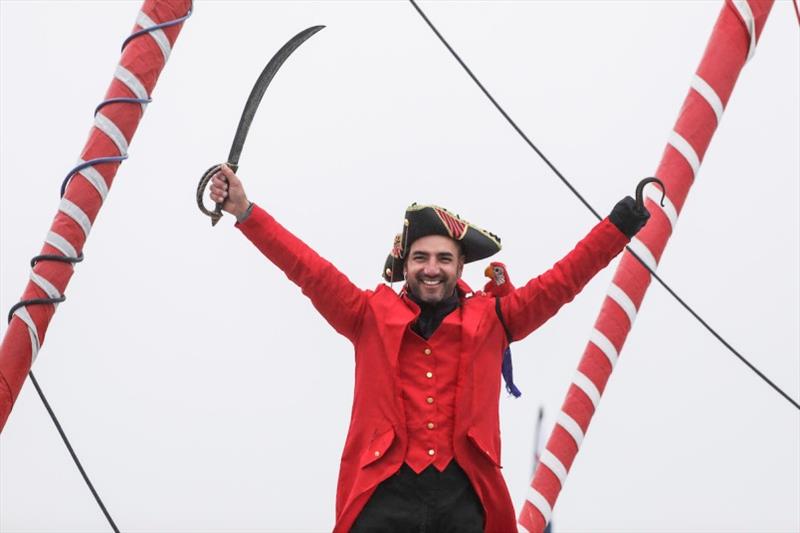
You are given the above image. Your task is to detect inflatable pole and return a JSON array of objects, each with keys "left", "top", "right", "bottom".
[
  {"left": 0, "top": 0, "right": 192, "bottom": 432},
  {"left": 518, "top": 1, "right": 774, "bottom": 530}
]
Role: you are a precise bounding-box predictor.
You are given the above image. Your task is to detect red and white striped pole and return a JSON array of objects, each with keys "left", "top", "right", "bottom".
[
  {"left": 518, "top": 1, "right": 774, "bottom": 530},
  {"left": 0, "top": 0, "right": 191, "bottom": 432}
]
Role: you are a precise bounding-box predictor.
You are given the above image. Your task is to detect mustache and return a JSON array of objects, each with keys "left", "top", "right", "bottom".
[{"left": 415, "top": 274, "right": 447, "bottom": 282}]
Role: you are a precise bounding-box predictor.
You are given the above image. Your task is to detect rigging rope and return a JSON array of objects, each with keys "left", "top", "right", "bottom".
[
  {"left": 408, "top": 0, "right": 798, "bottom": 410},
  {"left": 3, "top": 2, "right": 193, "bottom": 530},
  {"left": 28, "top": 372, "right": 120, "bottom": 533}
]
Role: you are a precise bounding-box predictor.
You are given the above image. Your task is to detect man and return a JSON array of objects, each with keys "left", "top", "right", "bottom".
[{"left": 209, "top": 164, "right": 649, "bottom": 532}]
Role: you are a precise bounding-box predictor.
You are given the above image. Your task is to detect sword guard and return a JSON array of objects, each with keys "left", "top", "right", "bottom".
[{"left": 197, "top": 163, "right": 226, "bottom": 227}]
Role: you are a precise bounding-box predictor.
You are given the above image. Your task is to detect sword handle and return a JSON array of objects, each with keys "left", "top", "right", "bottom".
[{"left": 196, "top": 163, "right": 225, "bottom": 227}]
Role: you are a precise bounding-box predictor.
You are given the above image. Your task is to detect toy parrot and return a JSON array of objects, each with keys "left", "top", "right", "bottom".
[{"left": 483, "top": 262, "right": 522, "bottom": 397}]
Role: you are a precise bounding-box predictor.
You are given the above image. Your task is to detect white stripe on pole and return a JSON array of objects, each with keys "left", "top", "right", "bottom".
[
  {"left": 691, "top": 74, "right": 725, "bottom": 124},
  {"left": 30, "top": 273, "right": 61, "bottom": 301},
  {"left": 668, "top": 130, "right": 701, "bottom": 177},
  {"left": 540, "top": 449, "right": 568, "bottom": 488},
  {"left": 526, "top": 487, "right": 553, "bottom": 525},
  {"left": 573, "top": 371, "right": 602, "bottom": 409},
  {"left": 58, "top": 198, "right": 92, "bottom": 238},
  {"left": 589, "top": 328, "right": 618, "bottom": 369},
  {"left": 76, "top": 161, "right": 109, "bottom": 201},
  {"left": 646, "top": 184, "right": 679, "bottom": 230},
  {"left": 556, "top": 411, "right": 585, "bottom": 449},
  {"left": 667, "top": 130, "right": 700, "bottom": 178},
  {"left": 45, "top": 231, "right": 78, "bottom": 259},
  {"left": 114, "top": 65, "right": 149, "bottom": 112},
  {"left": 731, "top": 0, "right": 757, "bottom": 62},
  {"left": 607, "top": 282, "right": 638, "bottom": 326},
  {"left": 13, "top": 307, "right": 40, "bottom": 363},
  {"left": 628, "top": 237, "right": 659, "bottom": 272},
  {"left": 136, "top": 11, "right": 171, "bottom": 62},
  {"left": 94, "top": 113, "right": 129, "bottom": 156}
]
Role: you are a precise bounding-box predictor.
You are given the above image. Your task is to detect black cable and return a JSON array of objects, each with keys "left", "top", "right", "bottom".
[
  {"left": 408, "top": 0, "right": 601, "bottom": 221},
  {"left": 28, "top": 372, "right": 120, "bottom": 533},
  {"left": 408, "top": 0, "right": 799, "bottom": 410}
]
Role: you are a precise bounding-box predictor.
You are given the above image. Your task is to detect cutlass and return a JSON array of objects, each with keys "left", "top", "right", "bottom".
[{"left": 197, "top": 25, "right": 325, "bottom": 226}]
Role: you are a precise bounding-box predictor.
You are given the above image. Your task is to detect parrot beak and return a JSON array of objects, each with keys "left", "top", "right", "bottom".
[{"left": 484, "top": 265, "right": 494, "bottom": 279}]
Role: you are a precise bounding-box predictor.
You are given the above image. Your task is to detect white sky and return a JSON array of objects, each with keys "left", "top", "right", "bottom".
[{"left": 1, "top": 1, "right": 798, "bottom": 532}]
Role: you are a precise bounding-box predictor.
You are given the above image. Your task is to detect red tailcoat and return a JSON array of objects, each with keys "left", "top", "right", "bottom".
[{"left": 237, "top": 205, "right": 629, "bottom": 532}]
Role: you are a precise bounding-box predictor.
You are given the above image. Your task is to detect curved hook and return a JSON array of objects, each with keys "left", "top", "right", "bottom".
[{"left": 635, "top": 177, "right": 666, "bottom": 210}]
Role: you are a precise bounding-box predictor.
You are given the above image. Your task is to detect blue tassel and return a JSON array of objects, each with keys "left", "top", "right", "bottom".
[{"left": 501, "top": 346, "right": 522, "bottom": 398}]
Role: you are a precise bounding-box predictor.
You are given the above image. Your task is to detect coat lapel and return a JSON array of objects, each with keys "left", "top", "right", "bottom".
[
  {"left": 372, "top": 286, "right": 417, "bottom": 371},
  {"left": 455, "top": 295, "right": 491, "bottom": 427},
  {"left": 460, "top": 294, "right": 490, "bottom": 361}
]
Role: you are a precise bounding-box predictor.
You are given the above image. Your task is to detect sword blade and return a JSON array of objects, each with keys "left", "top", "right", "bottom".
[{"left": 226, "top": 25, "right": 325, "bottom": 170}]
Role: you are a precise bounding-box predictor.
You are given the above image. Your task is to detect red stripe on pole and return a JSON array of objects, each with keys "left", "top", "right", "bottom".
[
  {"left": 519, "top": 1, "right": 774, "bottom": 531},
  {"left": 0, "top": 0, "right": 191, "bottom": 432}
]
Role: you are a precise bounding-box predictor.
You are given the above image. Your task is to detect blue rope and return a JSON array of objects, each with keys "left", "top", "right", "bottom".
[
  {"left": 60, "top": 156, "right": 128, "bottom": 198},
  {"left": 120, "top": 6, "right": 193, "bottom": 52},
  {"left": 94, "top": 97, "right": 152, "bottom": 116}
]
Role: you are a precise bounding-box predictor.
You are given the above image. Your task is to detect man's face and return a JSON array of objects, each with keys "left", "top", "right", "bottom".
[{"left": 404, "top": 235, "right": 464, "bottom": 304}]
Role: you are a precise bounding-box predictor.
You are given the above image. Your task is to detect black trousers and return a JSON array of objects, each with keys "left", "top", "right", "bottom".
[{"left": 350, "top": 462, "right": 485, "bottom": 533}]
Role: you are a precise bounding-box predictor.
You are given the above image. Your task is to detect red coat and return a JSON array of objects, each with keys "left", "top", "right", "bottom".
[{"left": 237, "top": 205, "right": 629, "bottom": 532}]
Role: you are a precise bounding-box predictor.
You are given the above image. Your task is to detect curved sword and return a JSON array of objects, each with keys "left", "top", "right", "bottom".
[{"left": 197, "top": 25, "right": 325, "bottom": 226}]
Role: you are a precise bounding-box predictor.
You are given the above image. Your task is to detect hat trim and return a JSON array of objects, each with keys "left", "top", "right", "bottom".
[{"left": 433, "top": 207, "right": 468, "bottom": 241}]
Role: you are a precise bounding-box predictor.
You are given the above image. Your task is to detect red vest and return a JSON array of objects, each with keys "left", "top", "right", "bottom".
[
  {"left": 398, "top": 306, "right": 461, "bottom": 473},
  {"left": 237, "top": 205, "right": 629, "bottom": 533}
]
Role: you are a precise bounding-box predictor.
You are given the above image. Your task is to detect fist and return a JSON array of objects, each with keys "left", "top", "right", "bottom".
[
  {"left": 609, "top": 196, "right": 650, "bottom": 238},
  {"left": 209, "top": 164, "right": 250, "bottom": 218}
]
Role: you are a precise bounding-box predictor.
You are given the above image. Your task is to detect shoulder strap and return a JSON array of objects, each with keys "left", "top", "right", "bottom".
[{"left": 495, "top": 296, "right": 513, "bottom": 343}]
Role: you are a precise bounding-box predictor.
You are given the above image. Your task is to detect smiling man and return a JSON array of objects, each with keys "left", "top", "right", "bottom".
[
  {"left": 209, "top": 164, "right": 649, "bottom": 532},
  {"left": 405, "top": 234, "right": 463, "bottom": 304}
]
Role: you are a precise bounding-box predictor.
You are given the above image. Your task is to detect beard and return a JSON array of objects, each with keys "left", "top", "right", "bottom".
[{"left": 406, "top": 273, "right": 458, "bottom": 305}]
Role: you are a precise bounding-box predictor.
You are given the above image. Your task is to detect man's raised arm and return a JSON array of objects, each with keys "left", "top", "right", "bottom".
[
  {"left": 499, "top": 197, "right": 649, "bottom": 342},
  {"left": 210, "top": 165, "right": 368, "bottom": 341}
]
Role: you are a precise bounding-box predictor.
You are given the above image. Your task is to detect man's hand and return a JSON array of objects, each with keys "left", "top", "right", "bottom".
[{"left": 209, "top": 164, "right": 250, "bottom": 219}]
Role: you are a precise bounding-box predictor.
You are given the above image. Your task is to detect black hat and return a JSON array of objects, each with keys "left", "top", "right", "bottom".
[{"left": 382, "top": 203, "right": 502, "bottom": 282}]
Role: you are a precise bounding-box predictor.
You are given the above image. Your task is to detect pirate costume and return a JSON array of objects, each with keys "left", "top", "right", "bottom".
[{"left": 235, "top": 199, "right": 647, "bottom": 532}]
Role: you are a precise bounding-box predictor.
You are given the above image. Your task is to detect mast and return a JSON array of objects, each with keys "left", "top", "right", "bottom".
[
  {"left": 0, "top": 0, "right": 192, "bottom": 431},
  {"left": 518, "top": 1, "right": 775, "bottom": 531}
]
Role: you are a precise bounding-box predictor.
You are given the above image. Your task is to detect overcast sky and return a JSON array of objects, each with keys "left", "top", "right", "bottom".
[{"left": 1, "top": 1, "right": 798, "bottom": 532}]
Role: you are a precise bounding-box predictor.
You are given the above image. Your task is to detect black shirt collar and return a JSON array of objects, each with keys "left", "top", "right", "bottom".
[{"left": 406, "top": 287, "right": 460, "bottom": 340}]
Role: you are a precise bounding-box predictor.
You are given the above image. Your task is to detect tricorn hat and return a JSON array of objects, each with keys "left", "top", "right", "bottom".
[{"left": 382, "top": 203, "right": 502, "bottom": 282}]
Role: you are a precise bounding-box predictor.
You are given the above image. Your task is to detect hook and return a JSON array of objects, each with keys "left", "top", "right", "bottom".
[{"left": 635, "top": 177, "right": 666, "bottom": 210}]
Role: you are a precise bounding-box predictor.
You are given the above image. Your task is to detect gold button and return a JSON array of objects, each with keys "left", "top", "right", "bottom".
[
  {"left": 427, "top": 422, "right": 435, "bottom": 430},
  {"left": 424, "top": 348, "right": 432, "bottom": 355},
  {"left": 426, "top": 397, "right": 434, "bottom": 404},
  {"left": 374, "top": 450, "right": 380, "bottom": 457},
  {"left": 426, "top": 371, "right": 433, "bottom": 379},
  {"left": 428, "top": 449, "right": 435, "bottom": 456}
]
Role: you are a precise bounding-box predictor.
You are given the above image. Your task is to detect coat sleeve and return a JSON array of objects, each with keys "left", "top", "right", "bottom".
[
  {"left": 236, "top": 204, "right": 368, "bottom": 342},
  {"left": 498, "top": 218, "right": 629, "bottom": 342}
]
